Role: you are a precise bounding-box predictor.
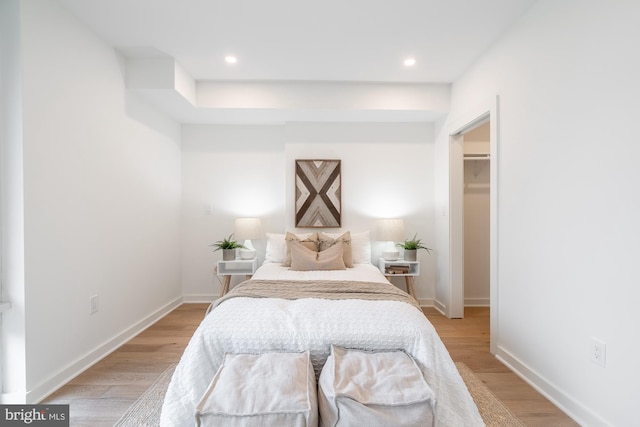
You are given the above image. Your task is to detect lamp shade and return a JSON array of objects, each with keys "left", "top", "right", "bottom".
[
  {"left": 377, "top": 219, "right": 405, "bottom": 242},
  {"left": 234, "top": 218, "right": 263, "bottom": 241}
]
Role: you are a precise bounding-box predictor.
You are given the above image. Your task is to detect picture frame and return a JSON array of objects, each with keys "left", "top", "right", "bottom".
[{"left": 295, "top": 159, "right": 341, "bottom": 228}]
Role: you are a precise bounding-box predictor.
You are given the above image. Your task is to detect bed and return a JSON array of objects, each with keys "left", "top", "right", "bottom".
[{"left": 160, "top": 231, "right": 484, "bottom": 426}]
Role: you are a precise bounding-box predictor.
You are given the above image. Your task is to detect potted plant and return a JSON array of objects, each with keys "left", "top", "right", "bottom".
[
  {"left": 211, "top": 234, "right": 246, "bottom": 260},
  {"left": 396, "top": 234, "right": 431, "bottom": 261}
]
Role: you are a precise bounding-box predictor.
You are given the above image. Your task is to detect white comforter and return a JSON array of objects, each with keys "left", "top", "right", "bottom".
[{"left": 160, "top": 264, "right": 483, "bottom": 426}]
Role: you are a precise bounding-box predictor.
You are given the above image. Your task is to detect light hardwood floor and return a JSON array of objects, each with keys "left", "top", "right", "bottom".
[{"left": 43, "top": 304, "right": 578, "bottom": 426}]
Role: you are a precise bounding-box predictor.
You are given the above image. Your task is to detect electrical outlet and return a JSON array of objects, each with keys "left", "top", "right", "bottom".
[
  {"left": 90, "top": 295, "right": 99, "bottom": 315},
  {"left": 590, "top": 337, "right": 606, "bottom": 367}
]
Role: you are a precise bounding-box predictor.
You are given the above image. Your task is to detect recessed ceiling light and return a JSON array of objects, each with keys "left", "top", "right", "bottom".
[
  {"left": 225, "top": 55, "right": 237, "bottom": 64},
  {"left": 404, "top": 57, "right": 416, "bottom": 67}
]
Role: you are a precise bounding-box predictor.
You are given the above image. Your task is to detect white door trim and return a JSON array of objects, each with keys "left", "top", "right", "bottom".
[
  {"left": 447, "top": 96, "right": 499, "bottom": 354},
  {"left": 449, "top": 132, "right": 465, "bottom": 319}
]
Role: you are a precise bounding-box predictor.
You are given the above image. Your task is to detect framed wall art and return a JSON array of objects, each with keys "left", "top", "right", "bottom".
[{"left": 295, "top": 159, "right": 341, "bottom": 228}]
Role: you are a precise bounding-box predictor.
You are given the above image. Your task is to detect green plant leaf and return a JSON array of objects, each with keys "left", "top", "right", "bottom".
[
  {"left": 395, "top": 233, "right": 432, "bottom": 253},
  {"left": 210, "top": 233, "right": 247, "bottom": 251}
]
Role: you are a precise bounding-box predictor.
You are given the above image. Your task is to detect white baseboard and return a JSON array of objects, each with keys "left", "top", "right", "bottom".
[
  {"left": 433, "top": 299, "right": 446, "bottom": 315},
  {"left": 496, "top": 346, "right": 610, "bottom": 427},
  {"left": 416, "top": 298, "right": 434, "bottom": 308},
  {"left": 182, "top": 293, "right": 215, "bottom": 303},
  {"left": 427, "top": 298, "right": 489, "bottom": 315},
  {"left": 28, "top": 296, "right": 183, "bottom": 404},
  {"left": 464, "top": 297, "right": 490, "bottom": 307}
]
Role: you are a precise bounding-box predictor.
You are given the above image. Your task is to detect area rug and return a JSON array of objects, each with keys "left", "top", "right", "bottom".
[
  {"left": 115, "top": 362, "right": 524, "bottom": 426},
  {"left": 113, "top": 364, "right": 176, "bottom": 427},
  {"left": 456, "top": 362, "right": 526, "bottom": 426}
]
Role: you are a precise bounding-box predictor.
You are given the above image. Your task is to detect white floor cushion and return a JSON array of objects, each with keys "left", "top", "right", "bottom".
[
  {"left": 318, "top": 345, "right": 435, "bottom": 427},
  {"left": 196, "top": 351, "right": 318, "bottom": 427}
]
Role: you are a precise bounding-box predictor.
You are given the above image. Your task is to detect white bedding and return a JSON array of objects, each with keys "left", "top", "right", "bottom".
[
  {"left": 252, "top": 262, "right": 390, "bottom": 284},
  {"left": 160, "top": 264, "right": 483, "bottom": 426}
]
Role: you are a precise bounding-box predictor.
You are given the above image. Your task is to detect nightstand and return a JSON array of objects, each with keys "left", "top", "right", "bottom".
[
  {"left": 216, "top": 258, "right": 258, "bottom": 296},
  {"left": 378, "top": 258, "right": 420, "bottom": 299}
]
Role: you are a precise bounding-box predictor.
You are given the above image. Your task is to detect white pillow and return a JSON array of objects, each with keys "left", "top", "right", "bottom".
[
  {"left": 350, "top": 230, "right": 372, "bottom": 264},
  {"left": 264, "top": 233, "right": 286, "bottom": 263}
]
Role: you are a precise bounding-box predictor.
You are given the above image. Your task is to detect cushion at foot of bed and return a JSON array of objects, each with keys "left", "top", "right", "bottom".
[
  {"left": 195, "top": 351, "right": 318, "bottom": 427},
  {"left": 318, "top": 345, "right": 435, "bottom": 427}
]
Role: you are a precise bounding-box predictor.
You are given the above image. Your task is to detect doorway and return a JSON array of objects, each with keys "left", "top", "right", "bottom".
[
  {"left": 447, "top": 97, "right": 498, "bottom": 354},
  {"left": 463, "top": 122, "right": 490, "bottom": 307}
]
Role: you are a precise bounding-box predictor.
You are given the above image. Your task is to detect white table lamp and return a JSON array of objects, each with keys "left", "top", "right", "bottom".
[
  {"left": 234, "top": 218, "right": 263, "bottom": 259},
  {"left": 377, "top": 219, "right": 405, "bottom": 261}
]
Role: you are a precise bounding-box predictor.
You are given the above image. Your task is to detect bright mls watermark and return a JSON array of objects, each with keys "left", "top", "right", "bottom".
[{"left": 1, "top": 405, "right": 69, "bottom": 426}]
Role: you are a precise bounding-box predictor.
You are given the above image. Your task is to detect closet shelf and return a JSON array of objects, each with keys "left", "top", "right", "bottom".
[{"left": 463, "top": 154, "right": 490, "bottom": 160}]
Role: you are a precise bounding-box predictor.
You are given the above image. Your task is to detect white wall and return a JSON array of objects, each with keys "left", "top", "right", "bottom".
[
  {"left": 5, "top": 0, "right": 183, "bottom": 402},
  {"left": 1, "top": 0, "right": 27, "bottom": 400},
  {"left": 437, "top": 0, "right": 640, "bottom": 425},
  {"left": 181, "top": 122, "right": 436, "bottom": 303},
  {"left": 181, "top": 124, "right": 286, "bottom": 300}
]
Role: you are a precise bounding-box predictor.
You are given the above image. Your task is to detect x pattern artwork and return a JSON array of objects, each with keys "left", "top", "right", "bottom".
[{"left": 295, "top": 160, "right": 341, "bottom": 228}]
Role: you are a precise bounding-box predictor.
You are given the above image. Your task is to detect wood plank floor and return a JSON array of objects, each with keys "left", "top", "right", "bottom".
[{"left": 43, "top": 304, "right": 578, "bottom": 426}]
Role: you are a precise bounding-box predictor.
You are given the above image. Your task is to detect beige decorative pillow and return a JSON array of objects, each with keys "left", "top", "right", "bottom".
[
  {"left": 283, "top": 232, "right": 318, "bottom": 267},
  {"left": 318, "top": 231, "right": 353, "bottom": 267},
  {"left": 290, "top": 240, "right": 346, "bottom": 271}
]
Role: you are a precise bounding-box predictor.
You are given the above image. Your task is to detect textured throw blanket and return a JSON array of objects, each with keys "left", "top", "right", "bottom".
[
  {"left": 212, "top": 279, "right": 421, "bottom": 311},
  {"left": 162, "top": 278, "right": 484, "bottom": 426}
]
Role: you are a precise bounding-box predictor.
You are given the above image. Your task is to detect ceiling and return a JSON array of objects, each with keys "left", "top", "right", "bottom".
[{"left": 57, "top": 0, "right": 537, "bottom": 124}]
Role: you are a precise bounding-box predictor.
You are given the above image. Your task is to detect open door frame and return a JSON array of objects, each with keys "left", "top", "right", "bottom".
[{"left": 448, "top": 96, "right": 499, "bottom": 354}]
